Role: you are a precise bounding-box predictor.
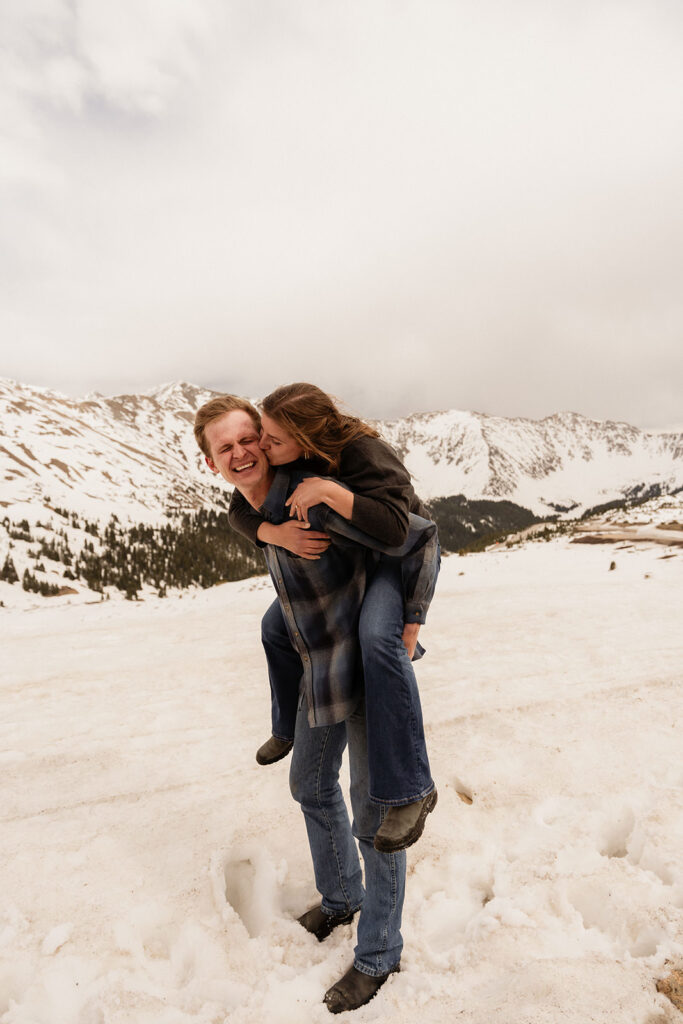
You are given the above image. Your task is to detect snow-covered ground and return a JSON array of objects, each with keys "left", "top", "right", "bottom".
[{"left": 2, "top": 538, "right": 682, "bottom": 1023}]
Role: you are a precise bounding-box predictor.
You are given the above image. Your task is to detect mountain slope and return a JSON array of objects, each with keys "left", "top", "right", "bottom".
[
  {"left": 0, "top": 378, "right": 221, "bottom": 521},
  {"left": 379, "top": 408, "right": 683, "bottom": 514}
]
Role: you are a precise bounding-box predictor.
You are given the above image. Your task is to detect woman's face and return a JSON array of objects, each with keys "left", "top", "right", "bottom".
[{"left": 259, "top": 412, "right": 305, "bottom": 465}]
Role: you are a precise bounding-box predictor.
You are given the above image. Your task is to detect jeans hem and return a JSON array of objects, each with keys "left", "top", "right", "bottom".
[
  {"left": 352, "top": 958, "right": 401, "bottom": 978},
  {"left": 272, "top": 731, "right": 294, "bottom": 742},
  {"left": 369, "top": 781, "right": 435, "bottom": 808},
  {"left": 321, "top": 902, "right": 363, "bottom": 917}
]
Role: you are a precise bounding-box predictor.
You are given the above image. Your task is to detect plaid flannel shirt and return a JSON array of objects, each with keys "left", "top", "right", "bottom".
[{"left": 253, "top": 467, "right": 439, "bottom": 727}]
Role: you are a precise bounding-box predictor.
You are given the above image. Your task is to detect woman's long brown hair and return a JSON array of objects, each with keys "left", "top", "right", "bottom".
[{"left": 261, "top": 383, "right": 379, "bottom": 472}]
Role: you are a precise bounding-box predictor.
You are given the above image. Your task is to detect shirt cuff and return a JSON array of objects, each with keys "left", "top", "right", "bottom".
[{"left": 404, "top": 604, "right": 426, "bottom": 625}]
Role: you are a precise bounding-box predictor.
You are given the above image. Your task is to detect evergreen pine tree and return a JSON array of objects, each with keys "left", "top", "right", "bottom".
[{"left": 0, "top": 554, "right": 19, "bottom": 584}]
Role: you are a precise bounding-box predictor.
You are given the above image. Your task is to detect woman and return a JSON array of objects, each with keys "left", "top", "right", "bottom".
[{"left": 228, "top": 383, "right": 439, "bottom": 852}]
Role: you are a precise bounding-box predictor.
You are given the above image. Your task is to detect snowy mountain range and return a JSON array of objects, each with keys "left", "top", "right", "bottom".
[{"left": 1, "top": 377, "right": 681, "bottom": 523}]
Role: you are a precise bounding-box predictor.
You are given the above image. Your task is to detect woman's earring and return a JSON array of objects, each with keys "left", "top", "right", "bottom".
[{"left": 303, "top": 451, "right": 310, "bottom": 460}]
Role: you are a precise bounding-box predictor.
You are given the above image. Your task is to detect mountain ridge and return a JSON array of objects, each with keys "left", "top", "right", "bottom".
[
  {"left": 2, "top": 377, "right": 681, "bottom": 606},
  {"left": 2, "top": 377, "right": 681, "bottom": 523}
]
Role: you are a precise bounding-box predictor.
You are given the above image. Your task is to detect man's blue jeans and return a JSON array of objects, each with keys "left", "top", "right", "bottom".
[
  {"left": 262, "top": 554, "right": 436, "bottom": 805},
  {"left": 261, "top": 598, "right": 304, "bottom": 743},
  {"left": 289, "top": 694, "right": 406, "bottom": 976}
]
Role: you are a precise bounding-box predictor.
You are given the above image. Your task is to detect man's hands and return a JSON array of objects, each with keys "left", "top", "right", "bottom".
[
  {"left": 285, "top": 478, "right": 354, "bottom": 523},
  {"left": 401, "top": 622, "right": 421, "bottom": 659},
  {"left": 257, "top": 520, "right": 331, "bottom": 560}
]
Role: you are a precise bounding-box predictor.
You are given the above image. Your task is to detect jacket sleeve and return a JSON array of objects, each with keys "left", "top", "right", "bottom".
[
  {"left": 308, "top": 504, "right": 439, "bottom": 625},
  {"left": 228, "top": 488, "right": 265, "bottom": 547},
  {"left": 340, "top": 437, "right": 412, "bottom": 547}
]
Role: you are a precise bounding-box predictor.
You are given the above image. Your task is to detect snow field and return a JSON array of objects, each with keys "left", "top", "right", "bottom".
[{"left": 1, "top": 541, "right": 682, "bottom": 1023}]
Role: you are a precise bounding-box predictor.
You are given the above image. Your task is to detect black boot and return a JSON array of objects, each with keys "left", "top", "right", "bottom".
[
  {"left": 324, "top": 963, "right": 399, "bottom": 1014},
  {"left": 297, "top": 904, "right": 356, "bottom": 942}
]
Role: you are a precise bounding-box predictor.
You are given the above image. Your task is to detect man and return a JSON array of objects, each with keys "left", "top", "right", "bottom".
[{"left": 194, "top": 395, "right": 438, "bottom": 1014}]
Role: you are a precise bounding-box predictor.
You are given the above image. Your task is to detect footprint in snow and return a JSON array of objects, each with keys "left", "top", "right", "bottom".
[
  {"left": 220, "top": 845, "right": 282, "bottom": 938},
  {"left": 598, "top": 806, "right": 636, "bottom": 860},
  {"left": 597, "top": 806, "right": 677, "bottom": 888}
]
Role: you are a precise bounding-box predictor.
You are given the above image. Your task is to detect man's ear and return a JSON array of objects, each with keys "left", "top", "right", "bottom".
[{"left": 205, "top": 455, "right": 219, "bottom": 474}]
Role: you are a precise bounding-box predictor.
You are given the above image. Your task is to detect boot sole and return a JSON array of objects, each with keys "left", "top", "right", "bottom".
[{"left": 373, "top": 788, "right": 438, "bottom": 853}]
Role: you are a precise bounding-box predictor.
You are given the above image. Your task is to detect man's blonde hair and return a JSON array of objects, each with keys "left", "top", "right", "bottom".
[{"left": 194, "top": 395, "right": 261, "bottom": 459}]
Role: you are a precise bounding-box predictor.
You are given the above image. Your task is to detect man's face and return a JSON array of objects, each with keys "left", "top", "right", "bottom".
[{"left": 204, "top": 410, "right": 271, "bottom": 490}]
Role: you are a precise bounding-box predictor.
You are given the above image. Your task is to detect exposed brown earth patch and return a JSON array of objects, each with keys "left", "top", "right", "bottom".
[
  {"left": 0, "top": 445, "right": 39, "bottom": 476},
  {"left": 47, "top": 458, "right": 84, "bottom": 480},
  {"left": 656, "top": 967, "right": 683, "bottom": 1012},
  {"left": 572, "top": 526, "right": 683, "bottom": 547},
  {"left": 17, "top": 443, "right": 37, "bottom": 462}
]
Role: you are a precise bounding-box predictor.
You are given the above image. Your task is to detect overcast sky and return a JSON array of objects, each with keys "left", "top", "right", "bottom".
[{"left": 1, "top": 0, "right": 682, "bottom": 426}]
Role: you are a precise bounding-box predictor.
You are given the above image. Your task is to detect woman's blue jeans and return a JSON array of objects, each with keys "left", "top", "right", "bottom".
[
  {"left": 289, "top": 694, "right": 405, "bottom": 976},
  {"left": 261, "top": 554, "right": 436, "bottom": 805}
]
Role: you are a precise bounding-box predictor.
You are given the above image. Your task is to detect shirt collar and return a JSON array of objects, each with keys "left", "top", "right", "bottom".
[{"left": 260, "top": 468, "right": 292, "bottom": 524}]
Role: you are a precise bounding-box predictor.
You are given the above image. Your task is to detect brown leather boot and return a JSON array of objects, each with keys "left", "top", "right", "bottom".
[
  {"left": 324, "top": 963, "right": 400, "bottom": 1013},
  {"left": 373, "top": 789, "right": 438, "bottom": 852},
  {"left": 297, "top": 903, "right": 357, "bottom": 941},
  {"left": 255, "top": 735, "right": 293, "bottom": 765}
]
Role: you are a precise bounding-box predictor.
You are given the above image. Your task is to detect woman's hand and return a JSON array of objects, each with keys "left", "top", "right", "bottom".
[
  {"left": 401, "top": 623, "right": 421, "bottom": 659},
  {"left": 285, "top": 478, "right": 354, "bottom": 522},
  {"left": 257, "top": 520, "right": 331, "bottom": 559},
  {"left": 285, "top": 478, "right": 331, "bottom": 521}
]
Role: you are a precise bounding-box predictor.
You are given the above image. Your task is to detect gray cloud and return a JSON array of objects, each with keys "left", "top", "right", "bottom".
[{"left": 1, "top": 0, "right": 682, "bottom": 426}]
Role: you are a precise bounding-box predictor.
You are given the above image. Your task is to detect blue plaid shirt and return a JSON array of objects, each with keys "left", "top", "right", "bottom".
[{"left": 252, "top": 467, "right": 439, "bottom": 727}]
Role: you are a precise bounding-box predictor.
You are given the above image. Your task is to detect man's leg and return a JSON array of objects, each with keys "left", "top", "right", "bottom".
[
  {"left": 289, "top": 699, "right": 364, "bottom": 918},
  {"left": 346, "top": 699, "right": 405, "bottom": 976},
  {"left": 322, "top": 698, "right": 405, "bottom": 1013},
  {"left": 260, "top": 599, "right": 301, "bottom": 744}
]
